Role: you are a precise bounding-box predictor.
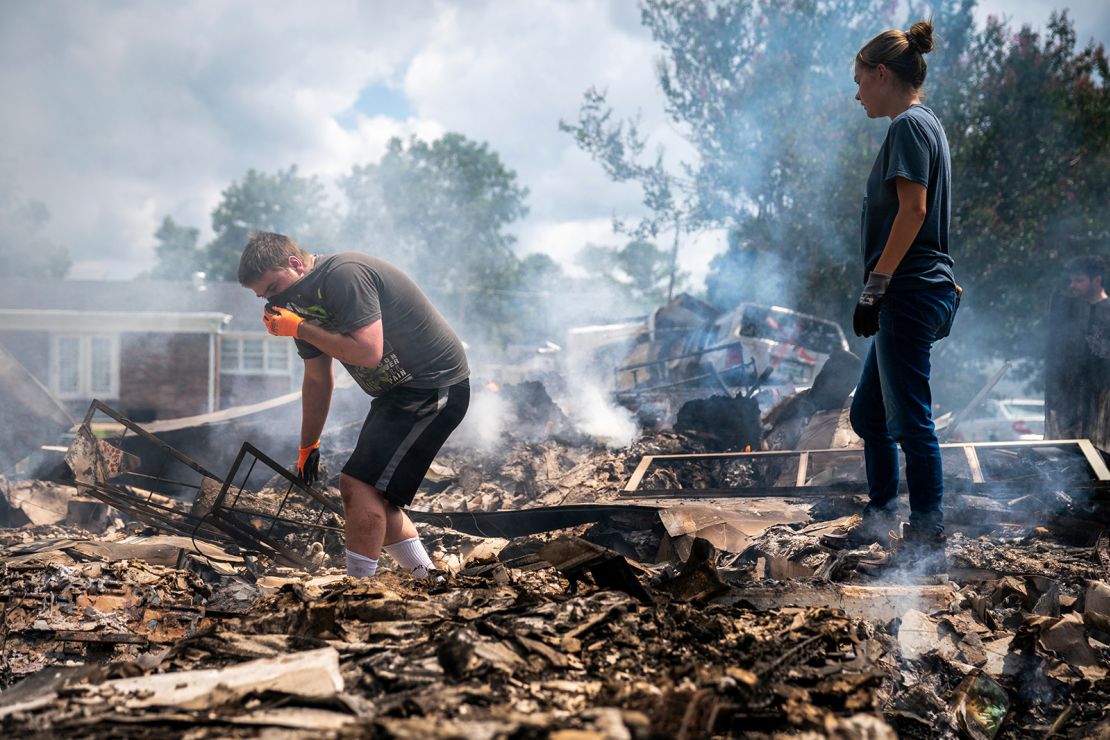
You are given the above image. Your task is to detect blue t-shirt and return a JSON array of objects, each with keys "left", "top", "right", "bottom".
[{"left": 861, "top": 104, "right": 955, "bottom": 291}]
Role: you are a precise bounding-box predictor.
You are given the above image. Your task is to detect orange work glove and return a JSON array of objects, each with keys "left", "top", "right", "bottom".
[
  {"left": 263, "top": 305, "right": 305, "bottom": 337},
  {"left": 297, "top": 439, "right": 320, "bottom": 485}
]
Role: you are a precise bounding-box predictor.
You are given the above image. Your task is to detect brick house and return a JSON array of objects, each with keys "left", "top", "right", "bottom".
[{"left": 0, "top": 277, "right": 301, "bottom": 420}]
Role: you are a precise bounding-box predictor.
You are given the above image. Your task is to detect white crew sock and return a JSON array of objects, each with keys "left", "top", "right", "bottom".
[
  {"left": 346, "top": 549, "right": 378, "bottom": 578},
  {"left": 383, "top": 536, "right": 435, "bottom": 578}
]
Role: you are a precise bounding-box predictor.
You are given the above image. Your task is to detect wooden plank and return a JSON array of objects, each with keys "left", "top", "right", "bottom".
[
  {"left": 620, "top": 480, "right": 1110, "bottom": 500},
  {"left": 100, "top": 647, "right": 343, "bottom": 709},
  {"left": 795, "top": 451, "right": 809, "bottom": 487},
  {"left": 646, "top": 448, "right": 848, "bottom": 461},
  {"left": 624, "top": 455, "right": 655, "bottom": 493},
  {"left": 960, "top": 438, "right": 1093, "bottom": 449},
  {"left": 1077, "top": 439, "right": 1110, "bottom": 481},
  {"left": 963, "top": 445, "right": 986, "bottom": 484},
  {"left": 644, "top": 439, "right": 1099, "bottom": 461},
  {"left": 622, "top": 486, "right": 867, "bottom": 499},
  {"left": 631, "top": 440, "right": 1109, "bottom": 495}
]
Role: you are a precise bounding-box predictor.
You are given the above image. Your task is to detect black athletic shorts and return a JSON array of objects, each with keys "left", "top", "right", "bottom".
[{"left": 342, "top": 379, "right": 470, "bottom": 507}]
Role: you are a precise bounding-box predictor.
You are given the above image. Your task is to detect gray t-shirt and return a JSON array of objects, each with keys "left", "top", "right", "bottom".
[
  {"left": 861, "top": 104, "right": 955, "bottom": 291},
  {"left": 269, "top": 253, "right": 469, "bottom": 396}
]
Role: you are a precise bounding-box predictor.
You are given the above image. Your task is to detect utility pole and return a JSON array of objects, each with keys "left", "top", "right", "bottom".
[{"left": 666, "top": 215, "right": 681, "bottom": 301}]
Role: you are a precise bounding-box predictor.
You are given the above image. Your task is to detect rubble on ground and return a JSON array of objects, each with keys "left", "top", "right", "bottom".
[
  {"left": 415, "top": 431, "right": 718, "bottom": 512},
  {"left": 1, "top": 389, "right": 1109, "bottom": 738}
]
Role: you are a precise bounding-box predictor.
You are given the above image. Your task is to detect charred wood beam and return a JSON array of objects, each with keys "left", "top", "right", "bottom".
[
  {"left": 407, "top": 504, "right": 662, "bottom": 539},
  {"left": 623, "top": 480, "right": 1110, "bottom": 500},
  {"left": 624, "top": 440, "right": 1110, "bottom": 496}
]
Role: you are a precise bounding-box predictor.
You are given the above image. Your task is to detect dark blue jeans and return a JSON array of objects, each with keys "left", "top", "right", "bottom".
[{"left": 849, "top": 286, "right": 958, "bottom": 533}]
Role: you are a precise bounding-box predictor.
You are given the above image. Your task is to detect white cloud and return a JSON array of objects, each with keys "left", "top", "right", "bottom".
[
  {"left": 0, "top": 1, "right": 434, "bottom": 277},
  {"left": 401, "top": 1, "right": 667, "bottom": 222},
  {"left": 973, "top": 0, "right": 1110, "bottom": 44},
  {"left": 514, "top": 217, "right": 724, "bottom": 293},
  {"left": 680, "top": 229, "right": 730, "bottom": 289},
  {"left": 515, "top": 217, "right": 618, "bottom": 276},
  {"left": 1, "top": 0, "right": 1106, "bottom": 283},
  {"left": 0, "top": 0, "right": 673, "bottom": 278}
]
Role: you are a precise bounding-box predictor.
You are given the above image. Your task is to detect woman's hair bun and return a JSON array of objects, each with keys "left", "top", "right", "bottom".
[{"left": 907, "top": 20, "right": 935, "bottom": 54}]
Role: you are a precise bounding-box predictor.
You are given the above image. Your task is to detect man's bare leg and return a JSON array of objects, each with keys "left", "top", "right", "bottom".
[
  {"left": 340, "top": 473, "right": 390, "bottom": 558},
  {"left": 341, "top": 474, "right": 434, "bottom": 577},
  {"left": 383, "top": 506, "right": 418, "bottom": 545}
]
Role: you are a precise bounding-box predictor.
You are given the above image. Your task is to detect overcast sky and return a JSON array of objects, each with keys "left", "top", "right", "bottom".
[{"left": 1, "top": 0, "right": 1106, "bottom": 283}]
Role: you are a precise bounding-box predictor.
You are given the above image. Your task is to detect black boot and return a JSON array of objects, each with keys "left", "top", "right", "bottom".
[
  {"left": 891, "top": 522, "right": 947, "bottom": 578},
  {"left": 856, "top": 521, "right": 947, "bottom": 583},
  {"left": 827, "top": 504, "right": 897, "bottom": 549}
]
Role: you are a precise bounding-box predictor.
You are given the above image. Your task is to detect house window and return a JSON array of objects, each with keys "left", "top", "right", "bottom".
[
  {"left": 220, "top": 334, "right": 294, "bottom": 375},
  {"left": 50, "top": 334, "right": 120, "bottom": 399},
  {"left": 242, "top": 338, "right": 265, "bottom": 371}
]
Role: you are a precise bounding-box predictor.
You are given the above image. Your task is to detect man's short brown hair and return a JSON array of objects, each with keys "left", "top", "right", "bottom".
[{"left": 237, "top": 232, "right": 310, "bottom": 286}]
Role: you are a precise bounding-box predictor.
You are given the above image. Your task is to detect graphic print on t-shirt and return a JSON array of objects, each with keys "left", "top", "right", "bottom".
[{"left": 280, "top": 294, "right": 413, "bottom": 396}]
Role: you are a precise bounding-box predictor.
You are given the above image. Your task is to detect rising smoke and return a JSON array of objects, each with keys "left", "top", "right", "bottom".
[{"left": 3, "top": 2, "right": 1105, "bottom": 483}]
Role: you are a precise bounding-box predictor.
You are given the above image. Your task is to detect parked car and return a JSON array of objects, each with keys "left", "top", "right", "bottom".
[
  {"left": 945, "top": 398, "right": 1045, "bottom": 442},
  {"left": 611, "top": 296, "right": 850, "bottom": 420},
  {"left": 702, "top": 303, "right": 850, "bottom": 389}
]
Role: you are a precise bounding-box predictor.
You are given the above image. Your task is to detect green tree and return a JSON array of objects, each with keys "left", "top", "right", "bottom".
[
  {"left": 563, "top": 0, "right": 975, "bottom": 320},
  {"left": 562, "top": 0, "right": 1110, "bottom": 405},
  {"left": 510, "top": 253, "right": 568, "bottom": 341},
  {"left": 340, "top": 133, "right": 529, "bottom": 341},
  {"left": 0, "top": 194, "right": 70, "bottom": 278},
  {"left": 205, "top": 165, "right": 336, "bottom": 281},
  {"left": 578, "top": 239, "right": 684, "bottom": 311},
  {"left": 942, "top": 12, "right": 1110, "bottom": 366},
  {"left": 150, "top": 216, "right": 203, "bottom": 279}
]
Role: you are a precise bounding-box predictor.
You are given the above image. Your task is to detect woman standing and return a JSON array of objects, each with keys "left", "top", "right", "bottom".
[{"left": 847, "top": 20, "right": 959, "bottom": 574}]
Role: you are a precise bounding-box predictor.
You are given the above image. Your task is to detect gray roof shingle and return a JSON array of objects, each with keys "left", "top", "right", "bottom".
[{"left": 0, "top": 278, "right": 268, "bottom": 332}]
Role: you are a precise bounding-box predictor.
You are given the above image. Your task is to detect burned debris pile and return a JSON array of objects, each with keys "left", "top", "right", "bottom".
[
  {"left": 418, "top": 431, "right": 722, "bottom": 513},
  {"left": 1, "top": 563, "right": 902, "bottom": 737},
  {"left": 1, "top": 395, "right": 1109, "bottom": 737}
]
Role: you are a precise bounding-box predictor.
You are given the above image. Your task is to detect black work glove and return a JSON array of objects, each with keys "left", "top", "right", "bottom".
[
  {"left": 853, "top": 271, "right": 892, "bottom": 338},
  {"left": 297, "top": 440, "right": 321, "bottom": 485}
]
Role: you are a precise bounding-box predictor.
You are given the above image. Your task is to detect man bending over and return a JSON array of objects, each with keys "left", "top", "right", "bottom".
[{"left": 238, "top": 232, "right": 470, "bottom": 579}]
